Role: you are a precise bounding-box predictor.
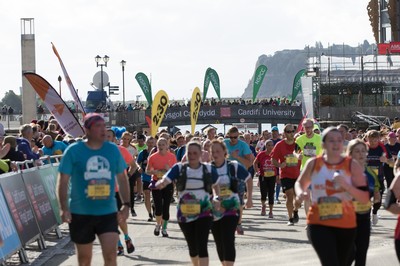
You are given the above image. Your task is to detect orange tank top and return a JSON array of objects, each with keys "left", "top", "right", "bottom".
[{"left": 306, "top": 156, "right": 356, "bottom": 228}]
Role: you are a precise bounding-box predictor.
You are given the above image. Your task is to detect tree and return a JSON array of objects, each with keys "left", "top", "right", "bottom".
[{"left": 1, "top": 90, "right": 22, "bottom": 113}]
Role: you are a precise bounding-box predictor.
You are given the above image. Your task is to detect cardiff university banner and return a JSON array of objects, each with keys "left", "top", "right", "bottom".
[
  {"left": 203, "top": 68, "right": 212, "bottom": 100},
  {"left": 151, "top": 90, "right": 169, "bottom": 137},
  {"left": 291, "top": 69, "right": 306, "bottom": 103},
  {"left": 51, "top": 43, "right": 85, "bottom": 115},
  {"left": 190, "top": 87, "right": 201, "bottom": 134},
  {"left": 135, "top": 72, "right": 152, "bottom": 107},
  {"left": 24, "top": 73, "right": 85, "bottom": 137},
  {"left": 253, "top": 65, "right": 268, "bottom": 102}
]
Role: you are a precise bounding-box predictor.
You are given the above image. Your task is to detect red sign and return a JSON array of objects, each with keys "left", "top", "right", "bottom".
[
  {"left": 378, "top": 42, "right": 400, "bottom": 54},
  {"left": 390, "top": 42, "right": 400, "bottom": 53}
]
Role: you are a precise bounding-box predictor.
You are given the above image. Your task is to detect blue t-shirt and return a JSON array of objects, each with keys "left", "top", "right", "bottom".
[
  {"left": 223, "top": 139, "right": 252, "bottom": 164},
  {"left": 58, "top": 141, "right": 127, "bottom": 215},
  {"left": 137, "top": 149, "right": 151, "bottom": 182},
  {"left": 42, "top": 140, "right": 68, "bottom": 163}
]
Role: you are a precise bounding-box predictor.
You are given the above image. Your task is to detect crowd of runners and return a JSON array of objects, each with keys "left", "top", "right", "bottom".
[{"left": 3, "top": 114, "right": 400, "bottom": 265}]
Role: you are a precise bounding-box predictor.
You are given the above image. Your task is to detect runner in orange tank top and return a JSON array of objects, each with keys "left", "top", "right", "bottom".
[{"left": 295, "top": 127, "right": 369, "bottom": 266}]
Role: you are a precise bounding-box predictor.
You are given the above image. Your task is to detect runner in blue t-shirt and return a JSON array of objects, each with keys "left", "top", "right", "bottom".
[
  {"left": 57, "top": 113, "right": 130, "bottom": 266},
  {"left": 223, "top": 126, "right": 253, "bottom": 235}
]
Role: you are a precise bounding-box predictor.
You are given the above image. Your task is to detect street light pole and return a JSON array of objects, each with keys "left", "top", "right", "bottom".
[
  {"left": 361, "top": 55, "right": 364, "bottom": 107},
  {"left": 120, "top": 60, "right": 126, "bottom": 106},
  {"left": 95, "top": 55, "right": 109, "bottom": 91}
]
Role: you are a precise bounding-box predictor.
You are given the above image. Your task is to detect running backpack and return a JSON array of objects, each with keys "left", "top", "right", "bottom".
[
  {"left": 212, "top": 160, "right": 239, "bottom": 194},
  {"left": 176, "top": 163, "right": 213, "bottom": 194}
]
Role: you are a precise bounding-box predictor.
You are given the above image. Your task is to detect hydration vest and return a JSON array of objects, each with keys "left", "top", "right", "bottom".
[
  {"left": 212, "top": 160, "right": 239, "bottom": 193},
  {"left": 176, "top": 163, "right": 213, "bottom": 194}
]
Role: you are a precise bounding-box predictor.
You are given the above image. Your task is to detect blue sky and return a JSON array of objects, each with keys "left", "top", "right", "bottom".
[{"left": 0, "top": 0, "right": 373, "bottom": 102}]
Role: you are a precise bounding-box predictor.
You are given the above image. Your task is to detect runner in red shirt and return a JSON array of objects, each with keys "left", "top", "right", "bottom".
[{"left": 271, "top": 124, "right": 301, "bottom": 225}]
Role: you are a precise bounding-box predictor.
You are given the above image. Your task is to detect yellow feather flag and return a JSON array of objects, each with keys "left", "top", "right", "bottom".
[
  {"left": 190, "top": 87, "right": 202, "bottom": 134},
  {"left": 151, "top": 90, "right": 169, "bottom": 137}
]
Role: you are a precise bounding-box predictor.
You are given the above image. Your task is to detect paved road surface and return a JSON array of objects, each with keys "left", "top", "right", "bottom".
[{"left": 12, "top": 179, "right": 399, "bottom": 266}]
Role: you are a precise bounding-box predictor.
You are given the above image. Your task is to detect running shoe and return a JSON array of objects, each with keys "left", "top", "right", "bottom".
[
  {"left": 131, "top": 209, "right": 137, "bottom": 217},
  {"left": 154, "top": 225, "right": 161, "bottom": 236},
  {"left": 162, "top": 230, "right": 169, "bottom": 237},
  {"left": 372, "top": 214, "right": 378, "bottom": 226},
  {"left": 287, "top": 218, "right": 294, "bottom": 226},
  {"left": 147, "top": 214, "right": 153, "bottom": 222},
  {"left": 117, "top": 245, "right": 124, "bottom": 256},
  {"left": 171, "top": 197, "right": 176, "bottom": 203},
  {"left": 135, "top": 195, "right": 142, "bottom": 202},
  {"left": 268, "top": 211, "right": 273, "bottom": 219},
  {"left": 236, "top": 224, "right": 244, "bottom": 235},
  {"left": 275, "top": 199, "right": 281, "bottom": 204},
  {"left": 125, "top": 237, "right": 135, "bottom": 254},
  {"left": 293, "top": 210, "right": 299, "bottom": 223},
  {"left": 261, "top": 205, "right": 266, "bottom": 216}
]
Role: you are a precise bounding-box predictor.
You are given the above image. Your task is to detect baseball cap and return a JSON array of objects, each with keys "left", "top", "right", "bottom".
[
  {"left": 83, "top": 113, "right": 104, "bottom": 129},
  {"left": 271, "top": 126, "right": 279, "bottom": 131},
  {"left": 389, "top": 132, "right": 397, "bottom": 138}
]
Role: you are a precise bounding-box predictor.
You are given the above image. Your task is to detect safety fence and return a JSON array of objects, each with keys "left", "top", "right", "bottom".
[{"left": 0, "top": 156, "right": 62, "bottom": 264}]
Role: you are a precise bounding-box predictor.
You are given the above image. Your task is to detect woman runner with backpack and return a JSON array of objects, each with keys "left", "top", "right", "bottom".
[
  {"left": 210, "top": 139, "right": 253, "bottom": 266},
  {"left": 154, "top": 141, "right": 218, "bottom": 266}
]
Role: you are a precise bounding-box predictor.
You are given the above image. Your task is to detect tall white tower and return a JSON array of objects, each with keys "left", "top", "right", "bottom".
[{"left": 21, "top": 18, "right": 37, "bottom": 124}]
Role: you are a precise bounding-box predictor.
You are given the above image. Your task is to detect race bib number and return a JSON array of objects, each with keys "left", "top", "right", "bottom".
[
  {"left": 353, "top": 201, "right": 371, "bottom": 214},
  {"left": 285, "top": 155, "right": 298, "bottom": 166},
  {"left": 87, "top": 181, "right": 110, "bottom": 200},
  {"left": 317, "top": 196, "right": 343, "bottom": 220},
  {"left": 180, "top": 203, "right": 201, "bottom": 215},
  {"left": 264, "top": 170, "right": 275, "bottom": 177},
  {"left": 220, "top": 186, "right": 233, "bottom": 198}
]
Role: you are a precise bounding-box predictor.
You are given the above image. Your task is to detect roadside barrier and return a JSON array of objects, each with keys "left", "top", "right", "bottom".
[{"left": 0, "top": 156, "right": 62, "bottom": 264}]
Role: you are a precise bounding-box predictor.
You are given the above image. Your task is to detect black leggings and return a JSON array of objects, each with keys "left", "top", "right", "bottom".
[
  {"left": 211, "top": 215, "right": 239, "bottom": 262},
  {"left": 129, "top": 174, "right": 137, "bottom": 210},
  {"left": 307, "top": 224, "right": 356, "bottom": 266},
  {"left": 396, "top": 239, "right": 400, "bottom": 262},
  {"left": 179, "top": 217, "right": 212, "bottom": 258},
  {"left": 372, "top": 179, "right": 385, "bottom": 215},
  {"left": 152, "top": 183, "right": 173, "bottom": 221},
  {"left": 259, "top": 176, "right": 276, "bottom": 205},
  {"left": 348, "top": 214, "right": 370, "bottom": 266}
]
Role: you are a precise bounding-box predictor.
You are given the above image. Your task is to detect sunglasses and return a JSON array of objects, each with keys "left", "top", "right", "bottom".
[
  {"left": 285, "top": 130, "right": 295, "bottom": 133},
  {"left": 229, "top": 136, "right": 238, "bottom": 139}
]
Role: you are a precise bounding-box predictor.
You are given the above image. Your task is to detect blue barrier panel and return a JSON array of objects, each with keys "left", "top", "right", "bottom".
[
  {"left": 0, "top": 172, "right": 41, "bottom": 246},
  {"left": 21, "top": 168, "right": 58, "bottom": 235},
  {"left": 38, "top": 165, "right": 61, "bottom": 224},
  {"left": 0, "top": 186, "right": 22, "bottom": 263}
]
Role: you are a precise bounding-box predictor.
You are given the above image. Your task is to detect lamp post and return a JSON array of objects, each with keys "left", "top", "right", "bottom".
[
  {"left": 120, "top": 60, "right": 126, "bottom": 107},
  {"left": 58, "top": 75, "right": 62, "bottom": 97},
  {"left": 95, "top": 55, "right": 109, "bottom": 91}
]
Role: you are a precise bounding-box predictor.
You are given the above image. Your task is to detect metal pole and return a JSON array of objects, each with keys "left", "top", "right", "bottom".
[
  {"left": 100, "top": 64, "right": 104, "bottom": 91},
  {"left": 361, "top": 55, "right": 364, "bottom": 107},
  {"left": 122, "top": 65, "right": 125, "bottom": 106}
]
